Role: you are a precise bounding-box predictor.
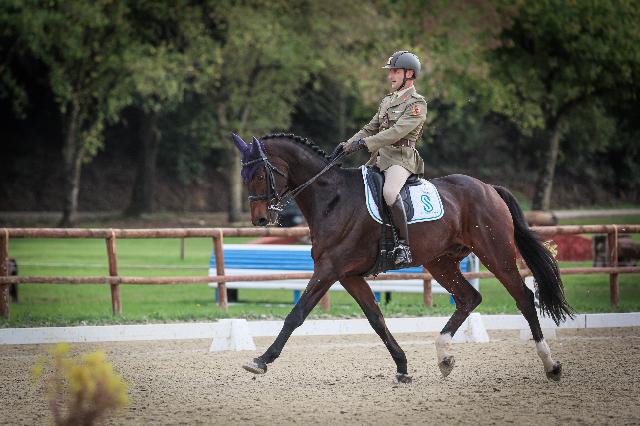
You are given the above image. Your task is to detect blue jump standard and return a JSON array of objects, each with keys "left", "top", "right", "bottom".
[{"left": 211, "top": 246, "right": 473, "bottom": 305}]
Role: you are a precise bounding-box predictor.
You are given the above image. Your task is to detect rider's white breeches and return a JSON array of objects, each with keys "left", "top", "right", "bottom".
[{"left": 382, "top": 165, "right": 412, "bottom": 206}]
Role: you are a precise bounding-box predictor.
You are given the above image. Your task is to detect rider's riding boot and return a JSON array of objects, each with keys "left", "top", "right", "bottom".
[{"left": 389, "top": 195, "right": 412, "bottom": 265}]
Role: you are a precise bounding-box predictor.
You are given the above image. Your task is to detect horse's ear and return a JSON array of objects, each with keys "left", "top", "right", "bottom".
[
  {"left": 251, "top": 136, "right": 262, "bottom": 155},
  {"left": 231, "top": 133, "right": 249, "bottom": 154}
]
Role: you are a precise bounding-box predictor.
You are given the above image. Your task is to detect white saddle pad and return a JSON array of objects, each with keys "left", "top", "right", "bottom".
[{"left": 361, "top": 166, "right": 444, "bottom": 224}]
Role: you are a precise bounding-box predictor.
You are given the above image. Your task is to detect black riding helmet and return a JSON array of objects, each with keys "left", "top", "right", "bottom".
[{"left": 382, "top": 51, "right": 421, "bottom": 90}]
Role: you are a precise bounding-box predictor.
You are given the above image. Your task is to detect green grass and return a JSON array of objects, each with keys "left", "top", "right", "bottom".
[{"left": 1, "top": 237, "right": 639, "bottom": 327}]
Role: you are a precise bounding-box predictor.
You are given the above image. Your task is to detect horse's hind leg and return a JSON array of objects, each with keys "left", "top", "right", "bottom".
[
  {"left": 472, "top": 240, "right": 562, "bottom": 381},
  {"left": 425, "top": 256, "right": 482, "bottom": 378},
  {"left": 340, "top": 276, "right": 411, "bottom": 383}
]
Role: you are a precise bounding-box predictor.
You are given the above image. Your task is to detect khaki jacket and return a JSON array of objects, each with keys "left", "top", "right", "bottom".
[{"left": 347, "top": 86, "right": 427, "bottom": 174}]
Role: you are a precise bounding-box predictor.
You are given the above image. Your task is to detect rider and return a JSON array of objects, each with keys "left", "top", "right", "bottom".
[{"left": 341, "top": 50, "right": 427, "bottom": 267}]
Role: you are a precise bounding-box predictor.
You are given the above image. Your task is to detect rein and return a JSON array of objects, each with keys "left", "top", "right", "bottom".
[
  {"left": 243, "top": 143, "right": 346, "bottom": 215},
  {"left": 272, "top": 150, "right": 346, "bottom": 212}
]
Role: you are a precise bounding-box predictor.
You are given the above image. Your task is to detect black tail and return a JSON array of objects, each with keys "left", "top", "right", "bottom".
[{"left": 493, "top": 186, "right": 574, "bottom": 325}]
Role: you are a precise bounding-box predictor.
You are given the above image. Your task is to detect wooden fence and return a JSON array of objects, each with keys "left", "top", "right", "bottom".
[{"left": 1, "top": 225, "right": 639, "bottom": 319}]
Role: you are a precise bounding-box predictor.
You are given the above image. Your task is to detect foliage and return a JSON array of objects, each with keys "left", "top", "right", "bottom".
[
  {"left": 491, "top": 0, "right": 640, "bottom": 131},
  {"left": 207, "top": 0, "right": 386, "bottom": 136},
  {"left": 125, "top": 2, "right": 220, "bottom": 115},
  {"left": 0, "top": 0, "right": 639, "bottom": 214},
  {"left": 32, "top": 343, "right": 128, "bottom": 426},
  {"left": 2, "top": 0, "right": 135, "bottom": 158}
]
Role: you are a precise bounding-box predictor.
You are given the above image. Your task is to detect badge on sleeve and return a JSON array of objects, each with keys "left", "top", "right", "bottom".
[{"left": 411, "top": 105, "right": 421, "bottom": 116}]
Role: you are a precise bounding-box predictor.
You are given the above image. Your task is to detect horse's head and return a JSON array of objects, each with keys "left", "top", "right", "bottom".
[{"left": 232, "top": 134, "right": 289, "bottom": 226}]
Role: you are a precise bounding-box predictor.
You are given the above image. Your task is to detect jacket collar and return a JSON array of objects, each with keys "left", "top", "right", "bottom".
[{"left": 388, "top": 85, "right": 416, "bottom": 108}]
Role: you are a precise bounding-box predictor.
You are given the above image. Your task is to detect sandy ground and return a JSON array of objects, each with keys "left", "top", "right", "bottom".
[{"left": 1, "top": 328, "right": 639, "bottom": 425}]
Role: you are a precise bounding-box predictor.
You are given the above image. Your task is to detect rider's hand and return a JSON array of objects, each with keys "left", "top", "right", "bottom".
[
  {"left": 329, "top": 142, "right": 346, "bottom": 160},
  {"left": 343, "top": 139, "right": 366, "bottom": 155}
]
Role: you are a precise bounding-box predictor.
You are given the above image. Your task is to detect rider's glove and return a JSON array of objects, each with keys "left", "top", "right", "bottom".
[
  {"left": 343, "top": 139, "right": 366, "bottom": 155},
  {"left": 329, "top": 142, "right": 346, "bottom": 160}
]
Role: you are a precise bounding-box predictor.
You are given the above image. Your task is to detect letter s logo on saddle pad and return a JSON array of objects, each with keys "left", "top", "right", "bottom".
[{"left": 420, "top": 194, "right": 433, "bottom": 213}]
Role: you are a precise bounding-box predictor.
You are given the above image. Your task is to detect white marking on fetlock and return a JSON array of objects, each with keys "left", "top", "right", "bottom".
[
  {"left": 536, "top": 339, "right": 556, "bottom": 372},
  {"left": 435, "top": 332, "right": 453, "bottom": 363}
]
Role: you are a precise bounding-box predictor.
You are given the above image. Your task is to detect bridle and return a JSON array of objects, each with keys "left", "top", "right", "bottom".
[
  {"left": 242, "top": 142, "right": 288, "bottom": 217},
  {"left": 242, "top": 142, "right": 347, "bottom": 221}
]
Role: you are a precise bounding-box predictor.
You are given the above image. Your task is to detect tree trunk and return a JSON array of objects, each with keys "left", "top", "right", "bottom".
[
  {"left": 228, "top": 148, "right": 243, "bottom": 223},
  {"left": 125, "top": 110, "right": 161, "bottom": 217},
  {"left": 59, "top": 104, "right": 83, "bottom": 227},
  {"left": 532, "top": 119, "right": 562, "bottom": 211},
  {"left": 217, "top": 103, "right": 245, "bottom": 223}
]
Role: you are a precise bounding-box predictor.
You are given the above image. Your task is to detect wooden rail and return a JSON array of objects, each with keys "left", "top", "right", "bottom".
[{"left": 1, "top": 225, "right": 639, "bottom": 319}]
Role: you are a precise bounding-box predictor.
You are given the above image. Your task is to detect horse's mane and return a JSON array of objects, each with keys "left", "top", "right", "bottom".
[{"left": 261, "top": 133, "right": 329, "bottom": 161}]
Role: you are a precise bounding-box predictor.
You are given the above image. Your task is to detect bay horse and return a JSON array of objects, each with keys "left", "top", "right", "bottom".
[{"left": 231, "top": 133, "right": 573, "bottom": 383}]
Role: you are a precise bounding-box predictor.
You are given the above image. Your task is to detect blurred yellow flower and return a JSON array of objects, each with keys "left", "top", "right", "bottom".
[{"left": 33, "top": 343, "right": 129, "bottom": 426}]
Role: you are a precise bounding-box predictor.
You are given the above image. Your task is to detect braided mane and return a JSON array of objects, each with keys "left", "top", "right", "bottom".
[{"left": 261, "top": 133, "right": 329, "bottom": 160}]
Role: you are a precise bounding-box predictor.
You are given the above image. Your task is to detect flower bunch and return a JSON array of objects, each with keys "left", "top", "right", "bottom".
[{"left": 33, "top": 343, "right": 128, "bottom": 426}]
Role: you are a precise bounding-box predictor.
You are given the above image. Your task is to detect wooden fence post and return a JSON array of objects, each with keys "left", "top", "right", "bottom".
[
  {"left": 106, "top": 231, "right": 121, "bottom": 315},
  {"left": 0, "top": 229, "right": 9, "bottom": 319},
  {"left": 213, "top": 230, "right": 228, "bottom": 311},
  {"left": 320, "top": 293, "right": 330, "bottom": 311},
  {"left": 608, "top": 226, "right": 619, "bottom": 307},
  {"left": 423, "top": 266, "right": 433, "bottom": 308}
]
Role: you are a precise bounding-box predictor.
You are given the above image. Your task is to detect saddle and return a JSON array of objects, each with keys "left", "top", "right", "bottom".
[{"left": 364, "top": 166, "right": 421, "bottom": 276}]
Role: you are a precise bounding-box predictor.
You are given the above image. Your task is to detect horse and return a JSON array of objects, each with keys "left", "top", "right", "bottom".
[{"left": 231, "top": 133, "right": 573, "bottom": 383}]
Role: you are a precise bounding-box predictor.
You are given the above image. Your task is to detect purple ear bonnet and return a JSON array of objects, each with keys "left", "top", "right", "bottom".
[{"left": 231, "top": 134, "right": 268, "bottom": 183}]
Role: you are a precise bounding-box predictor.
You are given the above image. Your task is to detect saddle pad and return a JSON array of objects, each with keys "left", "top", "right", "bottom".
[{"left": 361, "top": 166, "right": 444, "bottom": 224}]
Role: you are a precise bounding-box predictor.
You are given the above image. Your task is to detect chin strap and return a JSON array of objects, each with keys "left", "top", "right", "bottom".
[
  {"left": 397, "top": 69, "right": 416, "bottom": 91},
  {"left": 397, "top": 69, "right": 409, "bottom": 90}
]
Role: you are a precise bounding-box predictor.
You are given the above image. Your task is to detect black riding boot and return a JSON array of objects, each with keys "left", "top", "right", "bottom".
[{"left": 389, "top": 195, "right": 412, "bottom": 265}]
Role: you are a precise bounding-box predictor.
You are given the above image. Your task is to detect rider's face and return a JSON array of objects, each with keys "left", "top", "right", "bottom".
[{"left": 387, "top": 68, "right": 413, "bottom": 91}]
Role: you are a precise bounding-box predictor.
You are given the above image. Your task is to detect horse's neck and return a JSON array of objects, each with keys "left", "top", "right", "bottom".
[
  {"left": 270, "top": 140, "right": 359, "bottom": 232},
  {"left": 292, "top": 166, "right": 359, "bottom": 231}
]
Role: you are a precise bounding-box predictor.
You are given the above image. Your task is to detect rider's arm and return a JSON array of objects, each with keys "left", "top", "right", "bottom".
[
  {"left": 362, "top": 100, "right": 427, "bottom": 152},
  {"left": 346, "top": 110, "right": 380, "bottom": 143}
]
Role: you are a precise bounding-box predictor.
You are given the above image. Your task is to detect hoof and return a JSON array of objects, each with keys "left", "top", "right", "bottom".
[
  {"left": 396, "top": 373, "right": 412, "bottom": 384},
  {"left": 438, "top": 355, "right": 455, "bottom": 378},
  {"left": 545, "top": 361, "right": 562, "bottom": 382},
  {"left": 242, "top": 358, "right": 267, "bottom": 375}
]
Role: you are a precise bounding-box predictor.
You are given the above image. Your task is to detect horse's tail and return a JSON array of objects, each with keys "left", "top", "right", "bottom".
[{"left": 492, "top": 185, "right": 574, "bottom": 325}]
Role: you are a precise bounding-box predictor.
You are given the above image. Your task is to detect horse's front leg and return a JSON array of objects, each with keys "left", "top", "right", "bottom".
[
  {"left": 341, "top": 276, "right": 411, "bottom": 383},
  {"left": 242, "top": 265, "right": 336, "bottom": 375}
]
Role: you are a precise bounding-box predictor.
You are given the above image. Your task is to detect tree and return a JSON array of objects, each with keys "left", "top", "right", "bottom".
[
  {"left": 1, "top": 0, "right": 135, "bottom": 226},
  {"left": 491, "top": 0, "right": 640, "bottom": 209},
  {"left": 207, "top": 0, "right": 387, "bottom": 222},
  {"left": 123, "top": 2, "right": 219, "bottom": 217}
]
